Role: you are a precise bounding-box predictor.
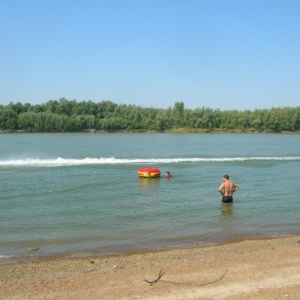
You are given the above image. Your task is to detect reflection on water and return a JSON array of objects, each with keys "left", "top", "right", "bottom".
[
  {"left": 137, "top": 177, "right": 161, "bottom": 204},
  {"left": 138, "top": 177, "right": 161, "bottom": 191},
  {"left": 220, "top": 203, "right": 234, "bottom": 220},
  {"left": 219, "top": 203, "right": 236, "bottom": 236}
]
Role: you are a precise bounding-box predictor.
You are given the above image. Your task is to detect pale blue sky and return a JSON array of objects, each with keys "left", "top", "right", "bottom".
[{"left": 1, "top": 0, "right": 299, "bottom": 110}]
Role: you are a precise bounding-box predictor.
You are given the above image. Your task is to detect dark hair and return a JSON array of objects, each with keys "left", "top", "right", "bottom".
[
  {"left": 223, "top": 174, "right": 229, "bottom": 179},
  {"left": 166, "top": 171, "right": 170, "bottom": 174}
]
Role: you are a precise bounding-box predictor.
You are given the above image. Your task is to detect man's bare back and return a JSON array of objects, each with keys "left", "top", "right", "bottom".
[{"left": 218, "top": 175, "right": 239, "bottom": 203}]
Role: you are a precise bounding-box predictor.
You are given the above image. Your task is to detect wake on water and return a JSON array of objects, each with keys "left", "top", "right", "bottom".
[{"left": 0, "top": 156, "right": 300, "bottom": 167}]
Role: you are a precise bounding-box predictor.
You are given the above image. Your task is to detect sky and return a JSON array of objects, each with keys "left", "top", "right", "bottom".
[{"left": 1, "top": 0, "right": 299, "bottom": 111}]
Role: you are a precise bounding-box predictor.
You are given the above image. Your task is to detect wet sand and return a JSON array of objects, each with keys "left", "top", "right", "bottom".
[{"left": 1, "top": 236, "right": 299, "bottom": 300}]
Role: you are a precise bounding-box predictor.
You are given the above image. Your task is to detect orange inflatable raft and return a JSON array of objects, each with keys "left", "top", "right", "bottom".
[{"left": 138, "top": 167, "right": 161, "bottom": 178}]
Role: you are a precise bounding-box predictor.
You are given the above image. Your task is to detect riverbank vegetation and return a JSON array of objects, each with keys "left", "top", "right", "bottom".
[{"left": 1, "top": 98, "right": 300, "bottom": 133}]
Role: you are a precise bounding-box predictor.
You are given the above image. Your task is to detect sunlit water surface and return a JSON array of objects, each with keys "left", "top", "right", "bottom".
[{"left": 0, "top": 133, "right": 299, "bottom": 262}]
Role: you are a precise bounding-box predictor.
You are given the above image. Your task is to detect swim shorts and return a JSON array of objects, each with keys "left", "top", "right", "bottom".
[{"left": 222, "top": 196, "right": 233, "bottom": 203}]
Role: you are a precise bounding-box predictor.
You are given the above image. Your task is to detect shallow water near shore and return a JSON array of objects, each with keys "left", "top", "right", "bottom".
[{"left": 0, "top": 133, "right": 300, "bottom": 262}]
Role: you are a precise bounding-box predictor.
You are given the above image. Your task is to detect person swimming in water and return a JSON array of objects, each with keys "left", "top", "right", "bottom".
[
  {"left": 218, "top": 174, "right": 239, "bottom": 203},
  {"left": 165, "top": 171, "right": 173, "bottom": 178}
]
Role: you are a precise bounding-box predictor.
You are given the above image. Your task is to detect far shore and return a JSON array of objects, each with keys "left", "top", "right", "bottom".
[
  {"left": 1, "top": 128, "right": 300, "bottom": 134},
  {"left": 1, "top": 235, "right": 299, "bottom": 300}
]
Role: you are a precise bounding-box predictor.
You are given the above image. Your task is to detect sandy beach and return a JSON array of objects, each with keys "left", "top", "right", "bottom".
[{"left": 1, "top": 236, "right": 299, "bottom": 300}]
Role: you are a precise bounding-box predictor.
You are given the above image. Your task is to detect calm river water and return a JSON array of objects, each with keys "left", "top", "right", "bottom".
[{"left": 1, "top": 133, "right": 299, "bottom": 262}]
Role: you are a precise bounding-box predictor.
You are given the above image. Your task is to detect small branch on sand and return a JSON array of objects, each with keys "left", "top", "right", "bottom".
[
  {"left": 144, "top": 269, "right": 228, "bottom": 287},
  {"left": 161, "top": 270, "right": 228, "bottom": 287},
  {"left": 144, "top": 269, "right": 165, "bottom": 286}
]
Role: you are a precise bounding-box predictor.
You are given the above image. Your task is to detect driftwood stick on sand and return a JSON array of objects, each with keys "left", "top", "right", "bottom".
[
  {"left": 145, "top": 269, "right": 228, "bottom": 287},
  {"left": 161, "top": 269, "right": 228, "bottom": 287},
  {"left": 144, "top": 269, "right": 165, "bottom": 285}
]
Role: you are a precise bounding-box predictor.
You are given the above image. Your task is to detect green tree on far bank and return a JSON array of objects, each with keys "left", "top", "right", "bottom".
[{"left": 0, "top": 98, "right": 300, "bottom": 132}]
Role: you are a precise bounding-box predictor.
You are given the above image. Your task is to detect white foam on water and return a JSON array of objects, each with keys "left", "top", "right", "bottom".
[{"left": 0, "top": 156, "right": 300, "bottom": 167}]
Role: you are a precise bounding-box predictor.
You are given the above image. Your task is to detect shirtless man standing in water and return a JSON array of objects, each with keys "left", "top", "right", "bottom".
[{"left": 218, "top": 175, "right": 239, "bottom": 203}]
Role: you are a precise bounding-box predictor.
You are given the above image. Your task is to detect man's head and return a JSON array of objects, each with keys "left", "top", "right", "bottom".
[{"left": 223, "top": 174, "right": 229, "bottom": 180}]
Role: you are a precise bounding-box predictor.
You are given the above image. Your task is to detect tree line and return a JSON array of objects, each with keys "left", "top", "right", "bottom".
[{"left": 0, "top": 98, "right": 300, "bottom": 132}]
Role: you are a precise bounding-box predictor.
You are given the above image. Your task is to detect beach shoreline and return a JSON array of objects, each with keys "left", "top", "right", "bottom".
[
  {"left": 1, "top": 231, "right": 298, "bottom": 266},
  {"left": 1, "top": 235, "right": 299, "bottom": 300}
]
